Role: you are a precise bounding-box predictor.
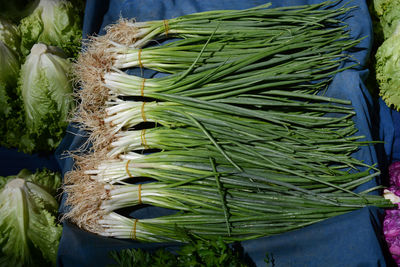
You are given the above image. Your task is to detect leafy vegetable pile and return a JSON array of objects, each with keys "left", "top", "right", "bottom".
[
  {"left": 63, "top": 1, "right": 393, "bottom": 244},
  {"left": 109, "top": 235, "right": 248, "bottom": 267},
  {"left": 371, "top": 0, "right": 400, "bottom": 110},
  {"left": 0, "top": 0, "right": 83, "bottom": 153},
  {"left": 0, "top": 168, "right": 62, "bottom": 266}
]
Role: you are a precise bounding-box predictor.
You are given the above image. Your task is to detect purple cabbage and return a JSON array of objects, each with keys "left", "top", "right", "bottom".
[
  {"left": 384, "top": 209, "right": 400, "bottom": 264},
  {"left": 389, "top": 161, "right": 400, "bottom": 187},
  {"left": 384, "top": 162, "right": 400, "bottom": 265}
]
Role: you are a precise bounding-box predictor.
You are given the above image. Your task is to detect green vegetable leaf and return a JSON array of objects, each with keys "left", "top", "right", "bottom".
[
  {"left": 18, "top": 43, "right": 74, "bottom": 153},
  {"left": 0, "top": 18, "right": 20, "bottom": 102},
  {"left": 110, "top": 248, "right": 178, "bottom": 267},
  {"left": 19, "top": 0, "right": 83, "bottom": 58},
  {"left": 0, "top": 82, "right": 13, "bottom": 118},
  {"left": 27, "top": 185, "right": 62, "bottom": 265},
  {"left": 372, "top": 0, "right": 400, "bottom": 39},
  {"left": 0, "top": 179, "right": 30, "bottom": 266},
  {"left": 109, "top": 235, "right": 248, "bottom": 267},
  {"left": 0, "top": 18, "right": 36, "bottom": 152},
  {"left": 0, "top": 17, "right": 21, "bottom": 56},
  {"left": 0, "top": 169, "right": 62, "bottom": 266},
  {"left": 28, "top": 169, "right": 61, "bottom": 196},
  {"left": 0, "top": 41, "right": 20, "bottom": 138},
  {"left": 375, "top": 30, "right": 400, "bottom": 110}
]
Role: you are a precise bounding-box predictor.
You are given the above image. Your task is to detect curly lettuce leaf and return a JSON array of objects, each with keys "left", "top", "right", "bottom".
[
  {"left": 0, "top": 18, "right": 35, "bottom": 152},
  {"left": 0, "top": 33, "right": 26, "bottom": 151},
  {"left": 0, "top": 83, "right": 12, "bottom": 118},
  {"left": 373, "top": 0, "right": 400, "bottom": 39},
  {"left": 0, "top": 169, "right": 62, "bottom": 266},
  {"left": 0, "top": 95, "right": 34, "bottom": 152},
  {"left": 29, "top": 169, "right": 61, "bottom": 196},
  {"left": 13, "top": 168, "right": 61, "bottom": 196},
  {"left": 19, "top": 0, "right": 83, "bottom": 58},
  {"left": 26, "top": 181, "right": 62, "bottom": 265},
  {"left": 0, "top": 42, "right": 20, "bottom": 89},
  {"left": 0, "top": 17, "right": 21, "bottom": 56},
  {"left": 0, "top": 179, "right": 30, "bottom": 266},
  {"left": 375, "top": 29, "right": 400, "bottom": 110},
  {"left": 18, "top": 43, "right": 74, "bottom": 152},
  {"left": 0, "top": 18, "right": 20, "bottom": 104}
]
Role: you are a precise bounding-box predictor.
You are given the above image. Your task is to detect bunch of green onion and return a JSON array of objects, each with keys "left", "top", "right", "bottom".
[{"left": 64, "top": 1, "right": 394, "bottom": 243}]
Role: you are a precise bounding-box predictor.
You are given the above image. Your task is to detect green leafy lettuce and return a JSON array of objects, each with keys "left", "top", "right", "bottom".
[
  {"left": 0, "top": 18, "right": 26, "bottom": 151},
  {"left": 0, "top": 17, "right": 21, "bottom": 55},
  {"left": 19, "top": 0, "right": 83, "bottom": 58},
  {"left": 372, "top": 0, "right": 400, "bottom": 110},
  {"left": 18, "top": 43, "right": 74, "bottom": 152},
  {"left": 0, "top": 0, "right": 81, "bottom": 153},
  {"left": 0, "top": 17, "right": 21, "bottom": 109},
  {"left": 373, "top": 0, "right": 400, "bottom": 40},
  {"left": 375, "top": 27, "right": 400, "bottom": 111},
  {"left": 0, "top": 168, "right": 62, "bottom": 266},
  {"left": 0, "top": 40, "right": 20, "bottom": 117}
]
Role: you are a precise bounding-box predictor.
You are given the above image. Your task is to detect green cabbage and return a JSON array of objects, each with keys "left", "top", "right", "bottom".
[
  {"left": 375, "top": 29, "right": 400, "bottom": 111},
  {"left": 19, "top": 0, "right": 82, "bottom": 58},
  {"left": 18, "top": 43, "right": 74, "bottom": 152},
  {"left": 0, "top": 169, "right": 62, "bottom": 266}
]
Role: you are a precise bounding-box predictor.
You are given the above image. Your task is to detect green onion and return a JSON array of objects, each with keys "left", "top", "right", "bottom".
[{"left": 63, "top": 1, "right": 394, "bottom": 244}]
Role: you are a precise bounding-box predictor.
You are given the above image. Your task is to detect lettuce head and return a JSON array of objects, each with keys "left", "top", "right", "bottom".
[
  {"left": 0, "top": 18, "right": 24, "bottom": 150},
  {"left": 0, "top": 42, "right": 20, "bottom": 118},
  {"left": 18, "top": 43, "right": 74, "bottom": 152},
  {"left": 375, "top": 28, "right": 400, "bottom": 111},
  {"left": 0, "top": 169, "right": 62, "bottom": 266},
  {"left": 19, "top": 0, "right": 82, "bottom": 58},
  {"left": 373, "top": 0, "right": 400, "bottom": 39},
  {"left": 0, "top": 42, "right": 20, "bottom": 88},
  {"left": 0, "top": 17, "right": 21, "bottom": 102}
]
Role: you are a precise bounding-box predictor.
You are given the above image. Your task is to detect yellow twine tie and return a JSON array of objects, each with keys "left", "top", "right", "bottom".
[
  {"left": 140, "top": 78, "right": 146, "bottom": 97},
  {"left": 125, "top": 160, "right": 133, "bottom": 178},
  {"left": 140, "top": 129, "right": 149, "bottom": 149},
  {"left": 138, "top": 49, "right": 143, "bottom": 69},
  {"left": 141, "top": 102, "right": 147, "bottom": 122},
  {"left": 163, "top": 20, "right": 169, "bottom": 36},
  {"left": 130, "top": 218, "right": 138, "bottom": 240},
  {"left": 138, "top": 184, "right": 142, "bottom": 204}
]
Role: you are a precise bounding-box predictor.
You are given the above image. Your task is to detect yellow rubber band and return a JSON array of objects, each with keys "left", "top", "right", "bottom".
[
  {"left": 130, "top": 218, "right": 138, "bottom": 240},
  {"left": 140, "top": 78, "right": 146, "bottom": 97},
  {"left": 138, "top": 184, "right": 142, "bottom": 205},
  {"left": 163, "top": 20, "right": 169, "bottom": 36},
  {"left": 125, "top": 160, "right": 133, "bottom": 178},
  {"left": 140, "top": 129, "right": 149, "bottom": 149},
  {"left": 138, "top": 49, "right": 143, "bottom": 69},
  {"left": 141, "top": 102, "right": 147, "bottom": 122}
]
